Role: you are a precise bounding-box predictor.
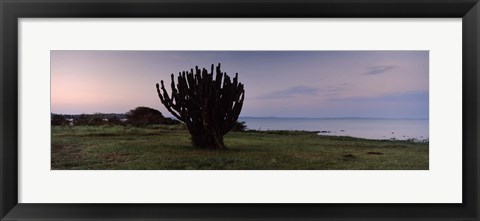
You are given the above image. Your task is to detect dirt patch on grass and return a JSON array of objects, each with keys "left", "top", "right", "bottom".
[
  {"left": 343, "top": 153, "right": 356, "bottom": 158},
  {"left": 104, "top": 152, "right": 130, "bottom": 163},
  {"left": 367, "top": 152, "right": 384, "bottom": 155}
]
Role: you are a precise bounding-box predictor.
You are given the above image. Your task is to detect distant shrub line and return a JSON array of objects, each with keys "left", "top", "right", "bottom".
[{"left": 51, "top": 106, "right": 247, "bottom": 131}]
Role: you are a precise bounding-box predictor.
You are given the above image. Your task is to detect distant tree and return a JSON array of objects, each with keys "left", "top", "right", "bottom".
[
  {"left": 74, "top": 114, "right": 89, "bottom": 125},
  {"left": 125, "top": 106, "right": 179, "bottom": 126},
  {"left": 74, "top": 114, "right": 104, "bottom": 126},
  {"left": 89, "top": 113, "right": 106, "bottom": 126},
  {"left": 107, "top": 116, "right": 124, "bottom": 126},
  {"left": 51, "top": 114, "right": 68, "bottom": 126},
  {"left": 161, "top": 117, "right": 182, "bottom": 125},
  {"left": 231, "top": 121, "right": 247, "bottom": 132}
]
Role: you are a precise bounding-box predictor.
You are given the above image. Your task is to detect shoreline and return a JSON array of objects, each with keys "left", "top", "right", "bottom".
[{"left": 243, "top": 129, "right": 429, "bottom": 143}]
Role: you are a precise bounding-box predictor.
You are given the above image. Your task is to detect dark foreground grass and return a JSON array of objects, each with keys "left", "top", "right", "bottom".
[{"left": 51, "top": 125, "right": 428, "bottom": 170}]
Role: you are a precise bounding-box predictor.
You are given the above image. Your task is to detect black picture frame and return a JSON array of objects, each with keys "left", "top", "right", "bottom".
[{"left": 1, "top": 0, "right": 479, "bottom": 220}]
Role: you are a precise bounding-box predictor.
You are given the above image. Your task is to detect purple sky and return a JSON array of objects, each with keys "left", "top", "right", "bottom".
[{"left": 51, "top": 51, "right": 428, "bottom": 118}]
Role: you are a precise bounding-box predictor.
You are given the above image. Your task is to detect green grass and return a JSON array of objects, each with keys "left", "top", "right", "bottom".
[{"left": 51, "top": 125, "right": 429, "bottom": 170}]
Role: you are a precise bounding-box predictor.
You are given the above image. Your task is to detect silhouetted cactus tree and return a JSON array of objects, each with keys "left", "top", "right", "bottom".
[{"left": 156, "top": 63, "right": 245, "bottom": 149}]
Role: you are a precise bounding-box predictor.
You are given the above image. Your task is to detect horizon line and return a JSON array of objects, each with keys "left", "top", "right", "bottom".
[
  {"left": 51, "top": 112, "right": 428, "bottom": 120},
  {"left": 239, "top": 116, "right": 429, "bottom": 120}
]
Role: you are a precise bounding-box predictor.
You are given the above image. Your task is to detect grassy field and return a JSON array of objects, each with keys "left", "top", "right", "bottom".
[{"left": 51, "top": 125, "right": 428, "bottom": 170}]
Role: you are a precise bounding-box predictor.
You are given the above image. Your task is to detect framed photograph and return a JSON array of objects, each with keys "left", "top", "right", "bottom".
[{"left": 1, "top": 0, "right": 478, "bottom": 220}]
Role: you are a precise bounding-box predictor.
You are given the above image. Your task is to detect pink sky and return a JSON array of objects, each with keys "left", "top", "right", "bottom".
[{"left": 51, "top": 51, "right": 428, "bottom": 118}]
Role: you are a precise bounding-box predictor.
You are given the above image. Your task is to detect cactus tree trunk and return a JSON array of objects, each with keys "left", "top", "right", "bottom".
[{"left": 156, "top": 63, "right": 245, "bottom": 150}]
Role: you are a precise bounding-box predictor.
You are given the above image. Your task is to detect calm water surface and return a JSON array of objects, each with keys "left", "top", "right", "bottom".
[{"left": 239, "top": 117, "right": 429, "bottom": 141}]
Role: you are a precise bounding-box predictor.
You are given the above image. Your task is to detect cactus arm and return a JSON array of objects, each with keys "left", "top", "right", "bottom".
[{"left": 156, "top": 81, "right": 183, "bottom": 121}]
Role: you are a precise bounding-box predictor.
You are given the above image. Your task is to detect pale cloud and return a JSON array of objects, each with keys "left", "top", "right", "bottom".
[
  {"left": 257, "top": 86, "right": 319, "bottom": 99},
  {"left": 363, "top": 65, "right": 396, "bottom": 75}
]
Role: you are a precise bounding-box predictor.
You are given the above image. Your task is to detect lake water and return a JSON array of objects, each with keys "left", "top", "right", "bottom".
[{"left": 238, "top": 117, "right": 429, "bottom": 141}]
